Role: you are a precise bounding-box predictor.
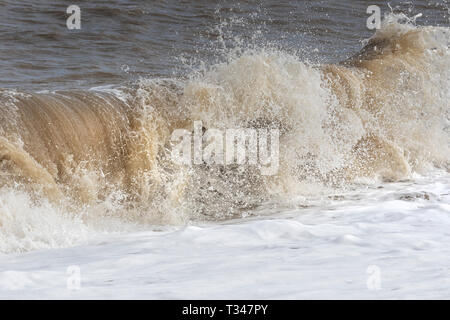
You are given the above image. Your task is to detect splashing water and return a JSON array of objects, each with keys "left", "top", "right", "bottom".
[{"left": 0, "top": 14, "right": 449, "bottom": 253}]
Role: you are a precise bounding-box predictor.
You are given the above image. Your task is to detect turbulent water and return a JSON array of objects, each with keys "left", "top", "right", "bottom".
[{"left": 0, "top": 1, "right": 449, "bottom": 254}]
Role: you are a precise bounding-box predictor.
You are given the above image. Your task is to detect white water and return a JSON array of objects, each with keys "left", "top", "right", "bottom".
[
  {"left": 0, "top": 14, "right": 449, "bottom": 299},
  {"left": 0, "top": 171, "right": 448, "bottom": 299}
]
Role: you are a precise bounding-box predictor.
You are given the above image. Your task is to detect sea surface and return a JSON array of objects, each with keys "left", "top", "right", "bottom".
[{"left": 0, "top": 0, "right": 449, "bottom": 299}]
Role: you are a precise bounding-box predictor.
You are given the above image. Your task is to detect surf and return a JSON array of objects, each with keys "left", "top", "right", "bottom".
[{"left": 0, "top": 15, "right": 449, "bottom": 252}]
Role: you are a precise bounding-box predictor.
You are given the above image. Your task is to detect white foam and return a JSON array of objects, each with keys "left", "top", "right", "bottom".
[{"left": 0, "top": 171, "right": 448, "bottom": 299}]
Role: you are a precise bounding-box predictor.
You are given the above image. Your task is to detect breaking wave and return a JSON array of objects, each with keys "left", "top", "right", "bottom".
[{"left": 1, "top": 15, "right": 449, "bottom": 252}]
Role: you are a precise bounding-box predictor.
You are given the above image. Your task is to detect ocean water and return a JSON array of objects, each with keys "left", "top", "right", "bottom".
[{"left": 0, "top": 0, "right": 449, "bottom": 299}]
